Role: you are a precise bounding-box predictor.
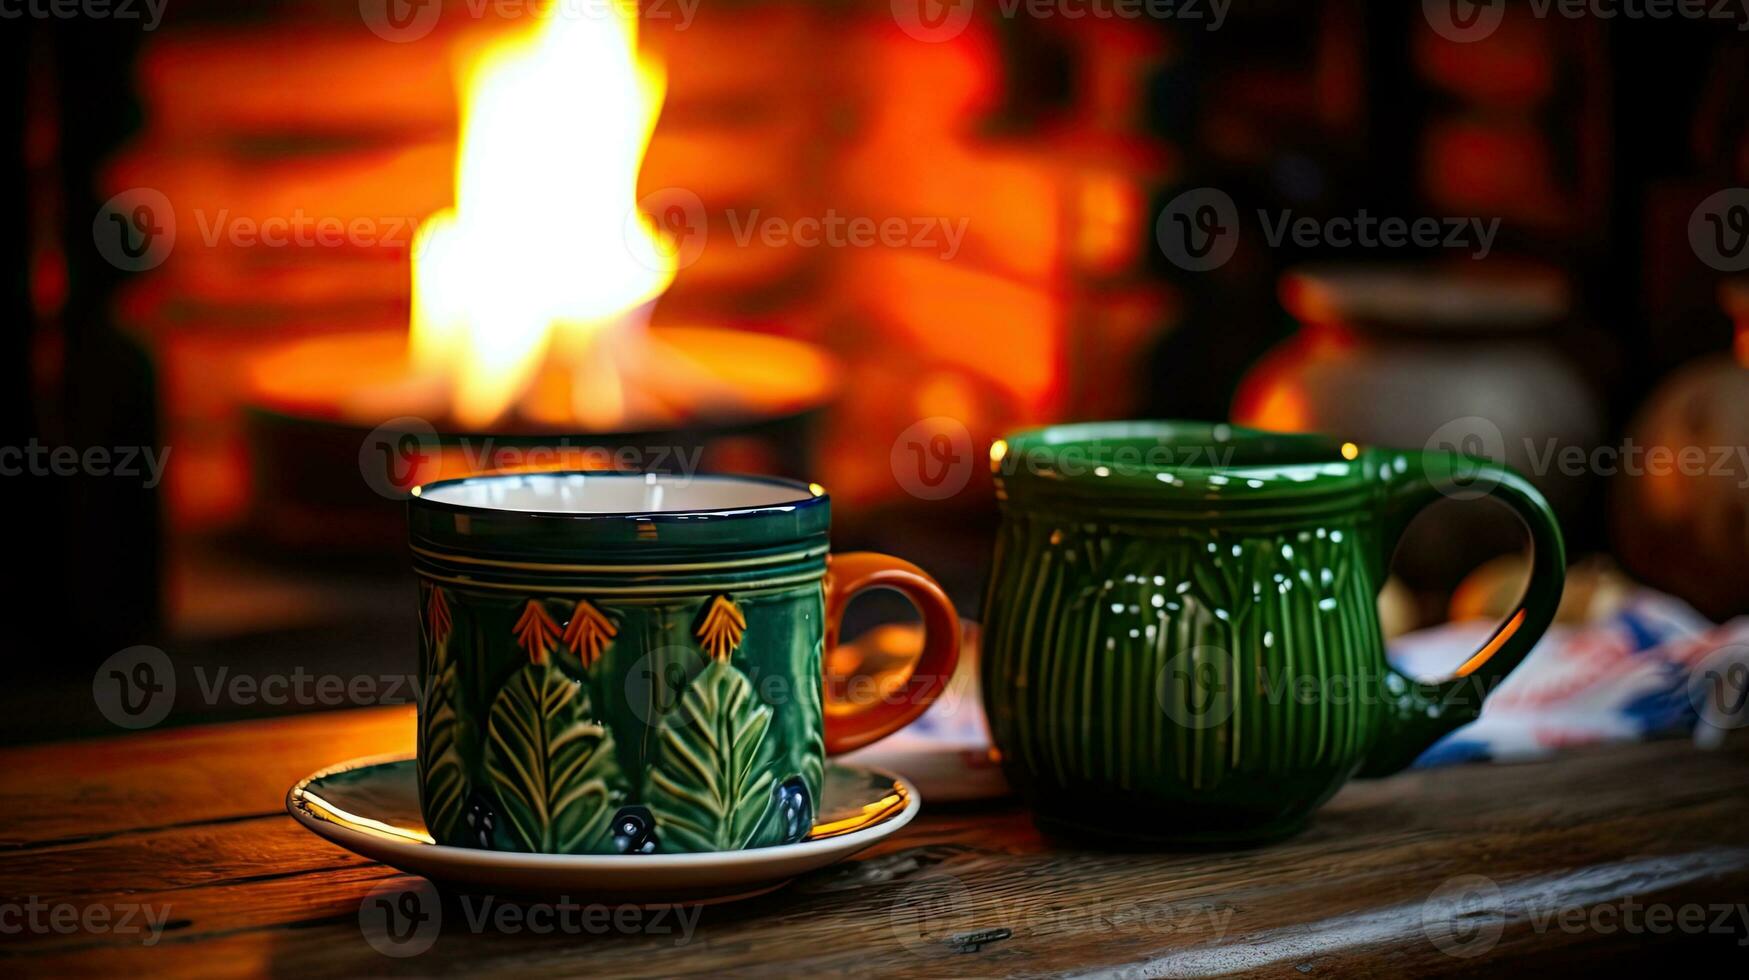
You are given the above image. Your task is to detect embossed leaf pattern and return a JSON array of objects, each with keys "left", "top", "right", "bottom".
[
  {"left": 695, "top": 595, "right": 747, "bottom": 662},
  {"left": 417, "top": 585, "right": 466, "bottom": 842},
  {"left": 485, "top": 662, "right": 624, "bottom": 853},
  {"left": 562, "top": 599, "right": 617, "bottom": 669},
  {"left": 646, "top": 658, "right": 781, "bottom": 852},
  {"left": 513, "top": 600, "right": 563, "bottom": 664}
]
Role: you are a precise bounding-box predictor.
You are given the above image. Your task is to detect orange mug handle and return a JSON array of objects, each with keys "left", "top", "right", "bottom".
[{"left": 821, "top": 552, "right": 961, "bottom": 754}]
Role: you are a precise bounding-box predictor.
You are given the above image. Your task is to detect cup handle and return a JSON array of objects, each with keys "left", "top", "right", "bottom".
[
  {"left": 821, "top": 552, "right": 962, "bottom": 754},
  {"left": 1359, "top": 451, "right": 1567, "bottom": 776}
]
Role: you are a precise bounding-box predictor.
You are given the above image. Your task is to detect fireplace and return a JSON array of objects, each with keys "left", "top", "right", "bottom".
[{"left": 106, "top": 1, "right": 1172, "bottom": 564}]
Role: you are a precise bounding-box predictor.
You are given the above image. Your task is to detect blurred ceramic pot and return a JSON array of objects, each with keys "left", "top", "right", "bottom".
[
  {"left": 1609, "top": 281, "right": 1749, "bottom": 620},
  {"left": 1234, "top": 264, "right": 1603, "bottom": 588}
]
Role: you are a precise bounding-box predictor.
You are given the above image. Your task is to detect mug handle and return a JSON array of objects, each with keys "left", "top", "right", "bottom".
[
  {"left": 821, "top": 552, "right": 962, "bottom": 754},
  {"left": 1359, "top": 451, "right": 1566, "bottom": 776}
]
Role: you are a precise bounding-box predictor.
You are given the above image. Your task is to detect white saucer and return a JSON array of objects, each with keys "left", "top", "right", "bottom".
[{"left": 287, "top": 756, "right": 919, "bottom": 903}]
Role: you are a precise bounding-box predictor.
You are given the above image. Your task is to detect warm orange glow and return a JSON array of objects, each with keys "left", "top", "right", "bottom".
[
  {"left": 1236, "top": 379, "right": 1311, "bottom": 434},
  {"left": 1456, "top": 609, "right": 1525, "bottom": 678},
  {"left": 410, "top": 6, "right": 675, "bottom": 429}
]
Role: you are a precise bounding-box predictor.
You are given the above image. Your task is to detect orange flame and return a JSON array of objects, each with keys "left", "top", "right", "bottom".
[{"left": 411, "top": 6, "right": 675, "bottom": 429}]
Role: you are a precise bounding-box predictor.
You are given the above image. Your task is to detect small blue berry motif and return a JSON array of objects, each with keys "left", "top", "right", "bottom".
[
  {"left": 611, "top": 805, "right": 659, "bottom": 854},
  {"left": 462, "top": 790, "right": 498, "bottom": 850},
  {"left": 773, "top": 776, "right": 813, "bottom": 844}
]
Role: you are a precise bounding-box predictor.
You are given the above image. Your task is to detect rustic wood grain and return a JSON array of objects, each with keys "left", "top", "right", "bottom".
[
  {"left": 0, "top": 707, "right": 414, "bottom": 848},
  {"left": 1, "top": 706, "right": 1746, "bottom": 977}
]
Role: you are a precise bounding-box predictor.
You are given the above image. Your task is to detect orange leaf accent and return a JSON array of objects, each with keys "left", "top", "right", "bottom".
[
  {"left": 512, "top": 600, "right": 562, "bottom": 665},
  {"left": 562, "top": 599, "right": 618, "bottom": 669},
  {"left": 695, "top": 595, "right": 747, "bottom": 662},
  {"left": 425, "top": 585, "right": 452, "bottom": 646}
]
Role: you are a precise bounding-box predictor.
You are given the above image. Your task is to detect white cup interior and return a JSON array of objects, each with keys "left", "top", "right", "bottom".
[{"left": 415, "top": 473, "right": 815, "bottom": 514}]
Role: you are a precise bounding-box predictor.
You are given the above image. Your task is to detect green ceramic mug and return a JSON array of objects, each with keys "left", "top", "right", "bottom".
[
  {"left": 981, "top": 421, "right": 1565, "bottom": 845},
  {"left": 408, "top": 472, "right": 960, "bottom": 855}
]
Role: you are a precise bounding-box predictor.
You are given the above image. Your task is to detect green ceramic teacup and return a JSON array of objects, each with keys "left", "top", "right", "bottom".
[
  {"left": 408, "top": 472, "right": 960, "bottom": 855},
  {"left": 981, "top": 421, "right": 1565, "bottom": 845}
]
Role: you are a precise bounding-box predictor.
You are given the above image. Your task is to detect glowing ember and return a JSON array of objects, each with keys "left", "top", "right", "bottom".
[{"left": 410, "top": 5, "right": 676, "bottom": 429}]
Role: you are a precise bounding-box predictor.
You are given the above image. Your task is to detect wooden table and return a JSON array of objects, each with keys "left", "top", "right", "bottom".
[{"left": 3, "top": 706, "right": 1747, "bottom": 977}]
